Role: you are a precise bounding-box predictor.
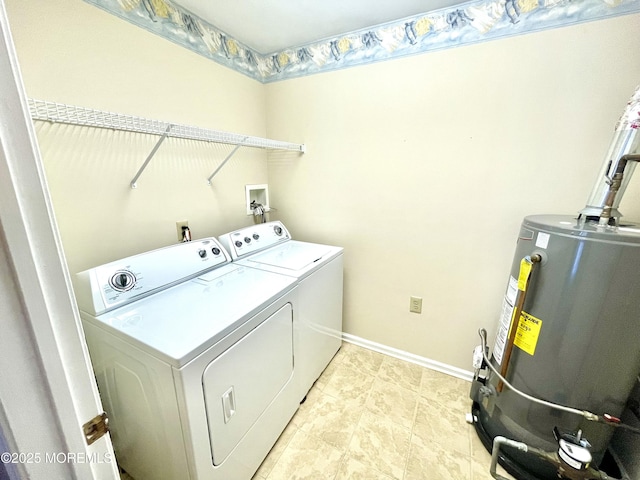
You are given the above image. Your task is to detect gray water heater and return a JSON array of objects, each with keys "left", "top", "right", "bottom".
[{"left": 471, "top": 85, "right": 640, "bottom": 480}]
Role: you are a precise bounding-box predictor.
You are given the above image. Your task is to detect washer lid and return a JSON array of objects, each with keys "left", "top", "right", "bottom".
[{"left": 246, "top": 242, "right": 335, "bottom": 271}]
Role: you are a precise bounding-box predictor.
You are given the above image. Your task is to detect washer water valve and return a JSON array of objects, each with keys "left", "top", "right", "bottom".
[
  {"left": 250, "top": 201, "right": 267, "bottom": 223},
  {"left": 181, "top": 226, "right": 191, "bottom": 242}
]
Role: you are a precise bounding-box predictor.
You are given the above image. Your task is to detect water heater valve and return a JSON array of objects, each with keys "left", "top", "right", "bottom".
[{"left": 554, "top": 428, "right": 593, "bottom": 473}]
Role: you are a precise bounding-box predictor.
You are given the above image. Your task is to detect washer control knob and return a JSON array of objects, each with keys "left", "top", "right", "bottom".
[
  {"left": 211, "top": 247, "right": 221, "bottom": 256},
  {"left": 274, "top": 225, "right": 283, "bottom": 236},
  {"left": 253, "top": 233, "right": 260, "bottom": 240},
  {"left": 109, "top": 270, "right": 136, "bottom": 292},
  {"left": 244, "top": 237, "right": 251, "bottom": 244},
  {"left": 235, "top": 240, "right": 243, "bottom": 248},
  {"left": 198, "top": 249, "right": 207, "bottom": 258}
]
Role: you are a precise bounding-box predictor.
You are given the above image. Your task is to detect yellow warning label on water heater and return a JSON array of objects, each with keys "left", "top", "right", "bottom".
[
  {"left": 517, "top": 258, "right": 533, "bottom": 291},
  {"left": 514, "top": 311, "right": 542, "bottom": 356}
]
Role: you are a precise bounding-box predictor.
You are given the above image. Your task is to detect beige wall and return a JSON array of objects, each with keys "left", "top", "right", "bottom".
[
  {"left": 6, "top": 0, "right": 273, "bottom": 275},
  {"left": 6, "top": 0, "right": 640, "bottom": 371},
  {"left": 265, "top": 14, "right": 640, "bottom": 370}
]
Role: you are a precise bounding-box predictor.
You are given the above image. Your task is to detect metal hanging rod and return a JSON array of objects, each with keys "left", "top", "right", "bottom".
[{"left": 28, "top": 98, "right": 305, "bottom": 187}]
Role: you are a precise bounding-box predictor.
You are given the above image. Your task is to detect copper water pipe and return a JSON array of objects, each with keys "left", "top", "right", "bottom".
[{"left": 497, "top": 253, "right": 541, "bottom": 393}]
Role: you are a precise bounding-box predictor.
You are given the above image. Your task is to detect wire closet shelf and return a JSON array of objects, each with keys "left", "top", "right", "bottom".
[{"left": 28, "top": 98, "right": 305, "bottom": 187}]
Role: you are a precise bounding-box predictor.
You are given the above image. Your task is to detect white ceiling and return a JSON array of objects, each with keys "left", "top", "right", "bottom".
[{"left": 172, "top": 0, "right": 467, "bottom": 54}]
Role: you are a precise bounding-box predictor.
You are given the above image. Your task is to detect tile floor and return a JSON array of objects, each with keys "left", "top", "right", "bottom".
[
  {"left": 251, "top": 342, "right": 516, "bottom": 480},
  {"left": 121, "top": 342, "right": 516, "bottom": 480}
]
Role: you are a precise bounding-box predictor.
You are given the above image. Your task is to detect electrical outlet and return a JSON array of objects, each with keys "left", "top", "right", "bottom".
[
  {"left": 410, "top": 296, "right": 422, "bottom": 314},
  {"left": 176, "top": 220, "right": 189, "bottom": 242}
]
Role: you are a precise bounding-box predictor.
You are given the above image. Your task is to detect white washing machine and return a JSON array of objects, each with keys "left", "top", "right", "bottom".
[
  {"left": 74, "top": 237, "right": 299, "bottom": 480},
  {"left": 219, "top": 221, "right": 343, "bottom": 400}
]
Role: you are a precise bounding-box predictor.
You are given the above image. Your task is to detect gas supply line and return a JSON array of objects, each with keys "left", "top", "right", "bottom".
[{"left": 477, "top": 328, "right": 640, "bottom": 436}]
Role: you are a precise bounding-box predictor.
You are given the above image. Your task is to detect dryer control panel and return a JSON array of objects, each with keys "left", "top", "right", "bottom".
[
  {"left": 75, "top": 238, "right": 231, "bottom": 315},
  {"left": 218, "top": 221, "right": 290, "bottom": 260}
]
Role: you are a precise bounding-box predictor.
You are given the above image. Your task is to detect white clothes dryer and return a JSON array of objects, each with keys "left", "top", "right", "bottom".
[
  {"left": 219, "top": 221, "right": 343, "bottom": 400},
  {"left": 75, "top": 237, "right": 299, "bottom": 480}
]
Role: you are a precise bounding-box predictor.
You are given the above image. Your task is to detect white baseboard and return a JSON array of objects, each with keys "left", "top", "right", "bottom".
[{"left": 341, "top": 333, "right": 474, "bottom": 382}]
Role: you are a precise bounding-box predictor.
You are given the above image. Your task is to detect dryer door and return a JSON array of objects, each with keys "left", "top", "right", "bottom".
[{"left": 202, "top": 302, "right": 294, "bottom": 465}]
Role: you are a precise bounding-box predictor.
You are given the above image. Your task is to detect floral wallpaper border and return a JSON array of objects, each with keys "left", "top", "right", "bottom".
[{"left": 84, "top": 0, "right": 640, "bottom": 83}]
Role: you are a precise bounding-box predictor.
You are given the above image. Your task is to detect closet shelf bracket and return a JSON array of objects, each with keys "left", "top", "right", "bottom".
[
  {"left": 207, "top": 140, "right": 246, "bottom": 186},
  {"left": 27, "top": 98, "right": 306, "bottom": 188},
  {"left": 131, "top": 124, "right": 173, "bottom": 189}
]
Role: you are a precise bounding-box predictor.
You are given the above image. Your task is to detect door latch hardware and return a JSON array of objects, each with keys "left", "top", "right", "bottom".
[{"left": 83, "top": 412, "right": 109, "bottom": 445}]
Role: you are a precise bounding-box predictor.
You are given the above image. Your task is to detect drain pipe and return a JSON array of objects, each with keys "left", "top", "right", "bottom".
[
  {"left": 489, "top": 437, "right": 523, "bottom": 480},
  {"left": 489, "top": 436, "right": 551, "bottom": 480}
]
